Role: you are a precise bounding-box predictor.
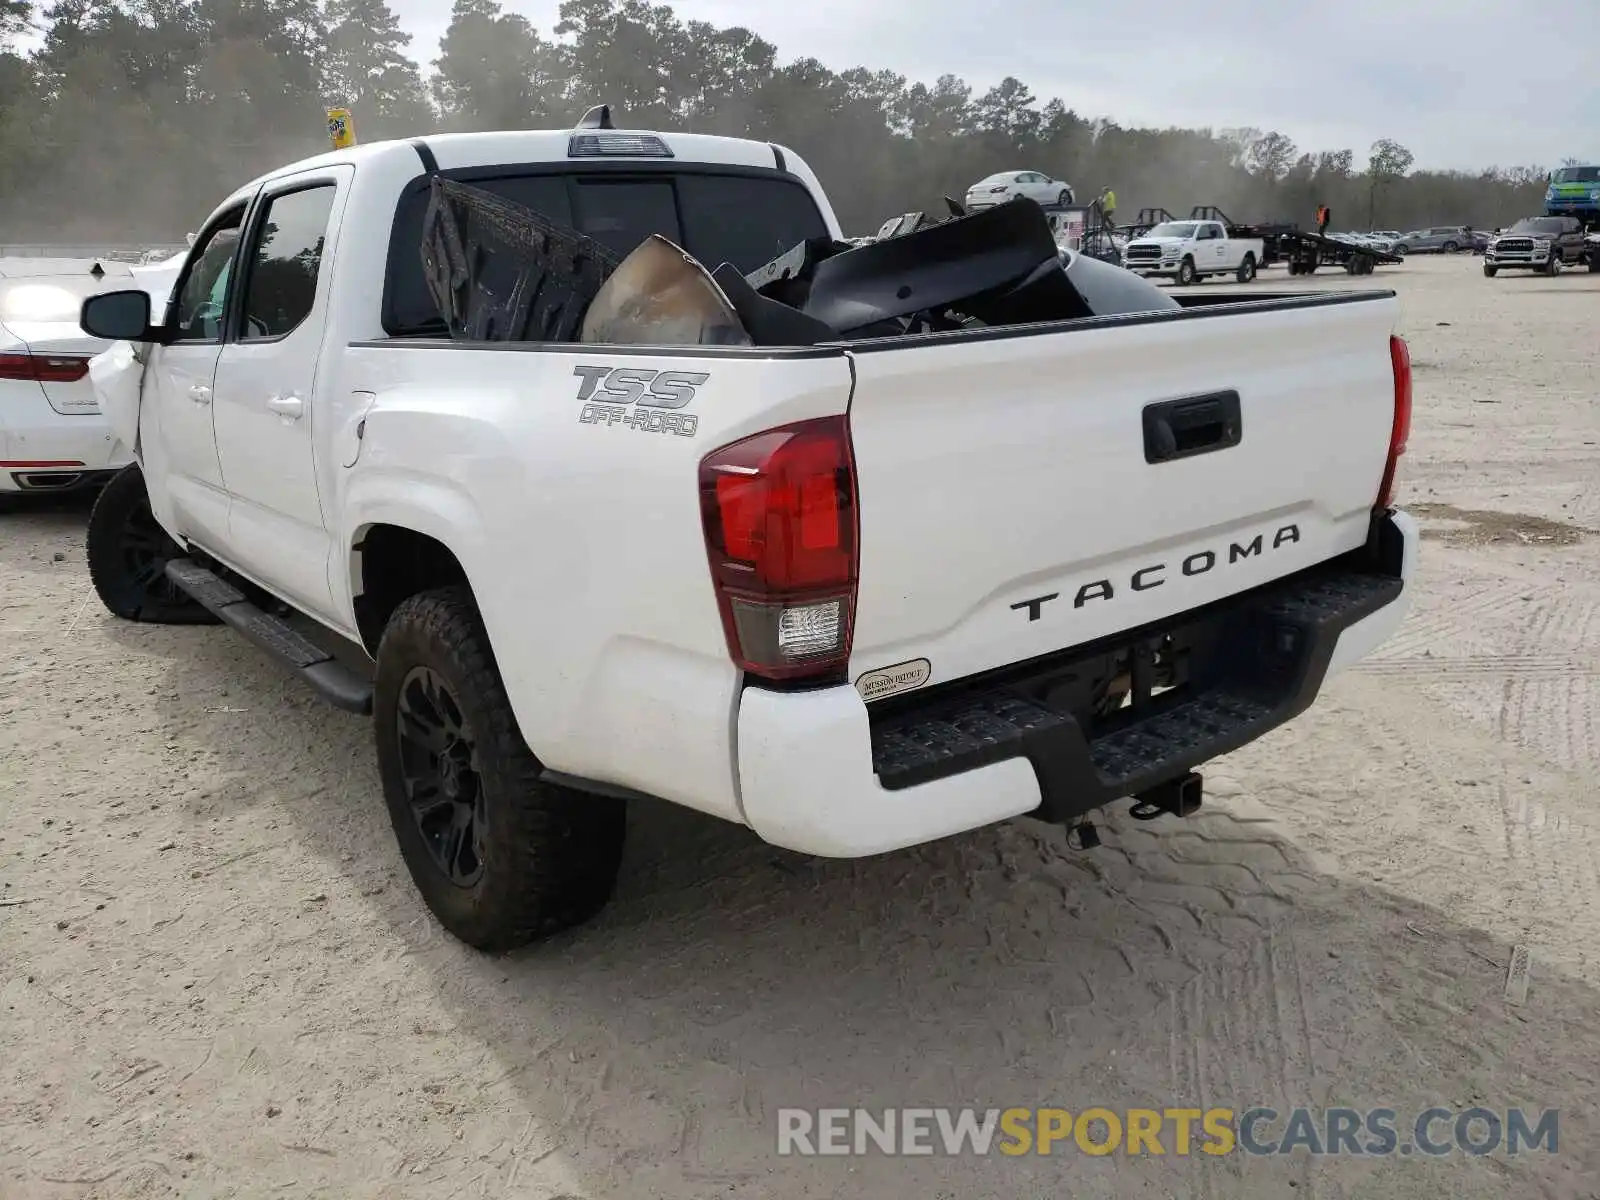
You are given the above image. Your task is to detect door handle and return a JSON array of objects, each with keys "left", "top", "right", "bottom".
[
  {"left": 188, "top": 385, "right": 212, "bottom": 404},
  {"left": 266, "top": 394, "right": 304, "bottom": 419}
]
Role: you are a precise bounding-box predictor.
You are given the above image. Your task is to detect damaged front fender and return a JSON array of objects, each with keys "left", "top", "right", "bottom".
[{"left": 87, "top": 340, "right": 146, "bottom": 456}]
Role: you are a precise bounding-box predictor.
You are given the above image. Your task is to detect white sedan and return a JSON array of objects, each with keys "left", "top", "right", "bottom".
[
  {"left": 0, "top": 255, "right": 181, "bottom": 502},
  {"left": 964, "top": 171, "right": 1075, "bottom": 211}
]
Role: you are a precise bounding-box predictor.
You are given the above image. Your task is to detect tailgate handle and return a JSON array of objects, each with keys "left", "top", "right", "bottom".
[{"left": 1143, "top": 390, "right": 1242, "bottom": 464}]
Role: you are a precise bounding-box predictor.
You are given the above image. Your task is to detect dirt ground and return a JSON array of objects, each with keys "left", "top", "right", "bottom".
[{"left": 2, "top": 253, "right": 1598, "bottom": 1199}]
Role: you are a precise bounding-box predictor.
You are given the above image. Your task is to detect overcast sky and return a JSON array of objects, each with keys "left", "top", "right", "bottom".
[{"left": 390, "top": 0, "right": 1596, "bottom": 171}]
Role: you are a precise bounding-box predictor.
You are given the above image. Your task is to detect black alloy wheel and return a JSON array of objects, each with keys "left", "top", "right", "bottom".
[{"left": 395, "top": 665, "right": 487, "bottom": 887}]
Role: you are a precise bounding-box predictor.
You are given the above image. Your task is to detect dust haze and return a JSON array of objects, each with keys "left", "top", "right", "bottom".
[{"left": 0, "top": 0, "right": 1558, "bottom": 245}]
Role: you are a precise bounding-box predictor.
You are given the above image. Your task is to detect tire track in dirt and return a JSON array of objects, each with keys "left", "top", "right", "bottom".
[
  {"left": 1167, "top": 924, "right": 1325, "bottom": 1199},
  {"left": 1372, "top": 577, "right": 1542, "bottom": 659},
  {"left": 1478, "top": 588, "right": 1596, "bottom": 773},
  {"left": 1355, "top": 569, "right": 1599, "bottom": 773},
  {"left": 1353, "top": 655, "right": 1598, "bottom": 678}
]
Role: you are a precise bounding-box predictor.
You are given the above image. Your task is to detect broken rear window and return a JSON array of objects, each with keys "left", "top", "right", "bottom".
[{"left": 383, "top": 166, "right": 829, "bottom": 337}]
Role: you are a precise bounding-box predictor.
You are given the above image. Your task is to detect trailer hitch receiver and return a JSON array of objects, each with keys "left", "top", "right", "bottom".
[{"left": 1129, "top": 771, "right": 1203, "bottom": 821}]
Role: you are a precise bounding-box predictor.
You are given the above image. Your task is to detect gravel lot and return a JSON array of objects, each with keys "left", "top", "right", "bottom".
[{"left": 2, "top": 253, "right": 1597, "bottom": 1199}]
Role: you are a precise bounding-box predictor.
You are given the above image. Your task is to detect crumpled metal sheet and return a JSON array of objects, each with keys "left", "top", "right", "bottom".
[
  {"left": 580, "top": 235, "right": 750, "bottom": 347},
  {"left": 87, "top": 339, "right": 143, "bottom": 452}
]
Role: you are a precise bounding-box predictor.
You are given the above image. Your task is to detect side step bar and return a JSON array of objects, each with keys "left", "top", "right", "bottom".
[{"left": 165, "top": 559, "right": 374, "bottom": 715}]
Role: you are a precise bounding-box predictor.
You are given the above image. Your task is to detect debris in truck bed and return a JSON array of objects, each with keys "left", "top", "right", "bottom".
[
  {"left": 421, "top": 179, "right": 1174, "bottom": 349},
  {"left": 580, "top": 235, "right": 751, "bottom": 346},
  {"left": 419, "top": 175, "right": 620, "bottom": 341}
]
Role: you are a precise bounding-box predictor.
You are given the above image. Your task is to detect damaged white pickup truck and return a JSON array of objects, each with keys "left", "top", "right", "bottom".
[{"left": 79, "top": 113, "right": 1418, "bottom": 950}]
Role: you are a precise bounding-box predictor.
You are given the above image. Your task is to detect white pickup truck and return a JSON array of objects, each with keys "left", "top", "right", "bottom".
[
  {"left": 1123, "top": 219, "right": 1265, "bottom": 284},
  {"left": 78, "top": 124, "right": 1418, "bottom": 951}
]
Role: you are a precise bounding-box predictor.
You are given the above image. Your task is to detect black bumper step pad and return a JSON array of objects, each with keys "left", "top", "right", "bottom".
[{"left": 869, "top": 564, "right": 1402, "bottom": 823}]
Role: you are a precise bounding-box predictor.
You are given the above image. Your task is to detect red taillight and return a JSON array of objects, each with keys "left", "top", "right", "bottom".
[
  {"left": 1377, "top": 334, "right": 1412, "bottom": 509},
  {"left": 0, "top": 352, "right": 91, "bottom": 383},
  {"left": 699, "top": 416, "right": 859, "bottom": 684}
]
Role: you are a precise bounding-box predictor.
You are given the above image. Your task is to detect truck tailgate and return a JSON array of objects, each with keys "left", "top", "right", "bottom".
[{"left": 844, "top": 293, "right": 1401, "bottom": 690}]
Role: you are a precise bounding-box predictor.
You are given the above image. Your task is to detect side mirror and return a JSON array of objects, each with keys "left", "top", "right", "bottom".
[{"left": 80, "top": 290, "right": 158, "bottom": 342}]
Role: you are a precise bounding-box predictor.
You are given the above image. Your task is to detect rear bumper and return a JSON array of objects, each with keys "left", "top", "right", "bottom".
[
  {"left": 0, "top": 386, "right": 130, "bottom": 493},
  {"left": 736, "top": 508, "right": 1417, "bottom": 857}
]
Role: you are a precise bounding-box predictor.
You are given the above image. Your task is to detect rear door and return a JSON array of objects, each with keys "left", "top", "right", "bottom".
[
  {"left": 842, "top": 297, "right": 1401, "bottom": 689},
  {"left": 211, "top": 167, "right": 350, "bottom": 618}
]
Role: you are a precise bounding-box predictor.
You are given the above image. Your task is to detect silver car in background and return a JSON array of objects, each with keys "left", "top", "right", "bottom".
[{"left": 1393, "top": 226, "right": 1471, "bottom": 254}]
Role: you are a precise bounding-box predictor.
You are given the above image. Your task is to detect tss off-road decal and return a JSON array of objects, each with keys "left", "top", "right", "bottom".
[{"left": 574, "top": 365, "right": 706, "bottom": 437}]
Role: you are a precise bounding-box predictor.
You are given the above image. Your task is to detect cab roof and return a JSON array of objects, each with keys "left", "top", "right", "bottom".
[{"left": 222, "top": 127, "right": 794, "bottom": 209}]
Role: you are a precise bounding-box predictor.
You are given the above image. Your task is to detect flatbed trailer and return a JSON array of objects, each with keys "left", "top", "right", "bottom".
[
  {"left": 1126, "top": 207, "right": 1176, "bottom": 239},
  {"left": 1278, "top": 229, "right": 1402, "bottom": 276}
]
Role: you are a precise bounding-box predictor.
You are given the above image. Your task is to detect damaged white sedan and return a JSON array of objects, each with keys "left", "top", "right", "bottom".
[{"left": 0, "top": 255, "right": 183, "bottom": 501}]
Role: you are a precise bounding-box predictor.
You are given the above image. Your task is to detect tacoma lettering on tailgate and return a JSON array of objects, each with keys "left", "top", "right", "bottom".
[
  {"left": 1012, "top": 523, "right": 1302, "bottom": 619},
  {"left": 574, "top": 365, "right": 705, "bottom": 437}
]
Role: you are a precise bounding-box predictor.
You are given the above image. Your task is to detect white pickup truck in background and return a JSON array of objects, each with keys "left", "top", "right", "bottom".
[
  {"left": 1123, "top": 219, "right": 1265, "bottom": 284},
  {"left": 78, "top": 121, "right": 1417, "bottom": 952}
]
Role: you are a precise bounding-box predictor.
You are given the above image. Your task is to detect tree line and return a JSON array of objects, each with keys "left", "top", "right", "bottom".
[{"left": 0, "top": 0, "right": 1562, "bottom": 242}]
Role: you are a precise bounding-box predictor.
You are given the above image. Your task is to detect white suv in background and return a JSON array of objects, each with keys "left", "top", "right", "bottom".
[{"left": 964, "top": 170, "right": 1075, "bottom": 210}]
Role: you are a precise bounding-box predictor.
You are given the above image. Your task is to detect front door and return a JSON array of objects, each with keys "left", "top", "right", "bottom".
[
  {"left": 144, "top": 204, "right": 249, "bottom": 549},
  {"left": 211, "top": 170, "right": 348, "bottom": 619},
  {"left": 1205, "top": 225, "right": 1228, "bottom": 269}
]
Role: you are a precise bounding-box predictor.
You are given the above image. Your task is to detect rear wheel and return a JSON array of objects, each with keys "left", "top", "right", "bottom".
[
  {"left": 373, "top": 586, "right": 626, "bottom": 952},
  {"left": 1588, "top": 257, "right": 1599, "bottom": 273},
  {"left": 1236, "top": 254, "right": 1257, "bottom": 282},
  {"left": 85, "top": 464, "right": 217, "bottom": 624}
]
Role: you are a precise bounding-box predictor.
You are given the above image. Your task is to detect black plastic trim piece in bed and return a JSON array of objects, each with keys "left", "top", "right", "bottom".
[{"left": 866, "top": 509, "right": 1408, "bottom": 824}]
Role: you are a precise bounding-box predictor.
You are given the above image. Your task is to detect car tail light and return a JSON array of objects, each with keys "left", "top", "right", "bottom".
[
  {"left": 1377, "top": 334, "right": 1412, "bottom": 509},
  {"left": 699, "top": 416, "right": 858, "bottom": 684},
  {"left": 0, "top": 352, "right": 91, "bottom": 383}
]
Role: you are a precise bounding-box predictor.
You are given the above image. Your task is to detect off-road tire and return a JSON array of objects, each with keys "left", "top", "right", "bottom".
[
  {"left": 1176, "top": 257, "right": 1197, "bottom": 286},
  {"left": 1483, "top": 264, "right": 1497, "bottom": 277},
  {"left": 85, "top": 464, "right": 218, "bottom": 624},
  {"left": 373, "top": 586, "right": 626, "bottom": 952},
  {"left": 1235, "top": 254, "right": 1257, "bottom": 283}
]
